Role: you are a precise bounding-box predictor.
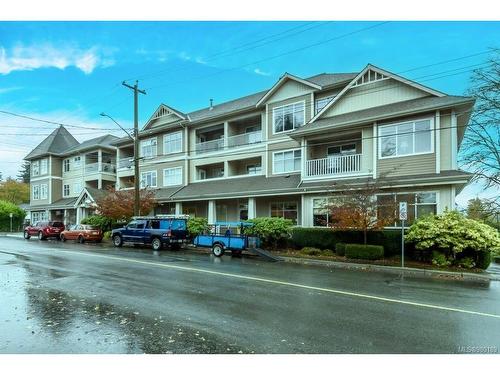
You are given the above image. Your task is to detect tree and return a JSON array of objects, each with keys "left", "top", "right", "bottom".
[
  {"left": 325, "top": 172, "right": 398, "bottom": 245},
  {"left": 466, "top": 197, "right": 500, "bottom": 230},
  {"left": 461, "top": 49, "right": 500, "bottom": 192},
  {"left": 17, "top": 161, "right": 30, "bottom": 183},
  {"left": 0, "top": 199, "right": 26, "bottom": 231},
  {"left": 0, "top": 178, "right": 30, "bottom": 204},
  {"left": 94, "top": 187, "right": 156, "bottom": 222}
]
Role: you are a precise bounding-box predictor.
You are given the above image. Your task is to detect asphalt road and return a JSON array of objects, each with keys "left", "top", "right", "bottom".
[{"left": 1, "top": 236, "right": 500, "bottom": 354}]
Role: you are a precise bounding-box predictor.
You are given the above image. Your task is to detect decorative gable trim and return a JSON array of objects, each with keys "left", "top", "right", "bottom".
[
  {"left": 142, "top": 104, "right": 189, "bottom": 130},
  {"left": 256, "top": 73, "right": 322, "bottom": 107},
  {"left": 74, "top": 188, "right": 98, "bottom": 208},
  {"left": 310, "top": 64, "right": 446, "bottom": 123}
]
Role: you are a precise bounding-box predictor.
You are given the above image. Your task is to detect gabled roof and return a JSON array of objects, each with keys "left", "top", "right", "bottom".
[
  {"left": 255, "top": 73, "right": 322, "bottom": 106},
  {"left": 302, "top": 73, "right": 358, "bottom": 88},
  {"left": 142, "top": 104, "right": 189, "bottom": 130},
  {"left": 75, "top": 187, "right": 109, "bottom": 207},
  {"left": 25, "top": 126, "right": 79, "bottom": 160},
  {"left": 310, "top": 64, "right": 447, "bottom": 123},
  {"left": 62, "top": 134, "right": 120, "bottom": 155}
]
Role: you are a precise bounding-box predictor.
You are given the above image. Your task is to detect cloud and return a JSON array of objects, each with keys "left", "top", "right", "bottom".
[
  {"left": 0, "top": 43, "right": 115, "bottom": 75},
  {"left": 0, "top": 86, "right": 22, "bottom": 94},
  {"left": 254, "top": 68, "right": 271, "bottom": 76}
]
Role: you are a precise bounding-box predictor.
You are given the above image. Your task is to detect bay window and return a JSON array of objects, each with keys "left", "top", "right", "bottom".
[
  {"left": 40, "top": 159, "right": 48, "bottom": 175},
  {"left": 273, "top": 101, "right": 305, "bottom": 133},
  {"left": 273, "top": 149, "right": 301, "bottom": 174},
  {"left": 40, "top": 184, "right": 48, "bottom": 200},
  {"left": 32, "top": 161, "right": 40, "bottom": 176},
  {"left": 379, "top": 118, "right": 433, "bottom": 158},
  {"left": 32, "top": 185, "right": 40, "bottom": 200}
]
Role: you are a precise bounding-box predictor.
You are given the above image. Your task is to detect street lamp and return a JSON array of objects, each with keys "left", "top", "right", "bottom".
[{"left": 100, "top": 112, "right": 141, "bottom": 216}]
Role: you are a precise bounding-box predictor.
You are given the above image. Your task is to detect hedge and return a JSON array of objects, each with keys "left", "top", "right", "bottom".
[
  {"left": 345, "top": 244, "right": 384, "bottom": 260},
  {"left": 476, "top": 251, "right": 492, "bottom": 270},
  {"left": 335, "top": 243, "right": 346, "bottom": 256},
  {"left": 0, "top": 200, "right": 26, "bottom": 232},
  {"left": 291, "top": 227, "right": 402, "bottom": 256}
]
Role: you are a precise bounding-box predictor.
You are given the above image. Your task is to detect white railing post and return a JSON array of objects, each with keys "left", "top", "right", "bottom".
[{"left": 305, "top": 154, "right": 362, "bottom": 179}]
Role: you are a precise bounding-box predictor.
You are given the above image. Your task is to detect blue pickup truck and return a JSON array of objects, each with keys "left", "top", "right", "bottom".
[{"left": 111, "top": 215, "right": 189, "bottom": 251}]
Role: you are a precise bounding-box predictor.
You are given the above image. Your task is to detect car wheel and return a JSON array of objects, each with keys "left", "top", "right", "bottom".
[
  {"left": 152, "top": 238, "right": 162, "bottom": 251},
  {"left": 24, "top": 231, "right": 30, "bottom": 240},
  {"left": 38, "top": 231, "right": 45, "bottom": 241},
  {"left": 212, "top": 244, "right": 225, "bottom": 257},
  {"left": 60, "top": 234, "right": 66, "bottom": 242},
  {"left": 112, "top": 235, "right": 123, "bottom": 247},
  {"left": 78, "top": 235, "right": 85, "bottom": 244}
]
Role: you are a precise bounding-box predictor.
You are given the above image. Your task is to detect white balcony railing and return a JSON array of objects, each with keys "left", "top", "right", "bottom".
[
  {"left": 85, "top": 163, "right": 99, "bottom": 173},
  {"left": 118, "top": 158, "right": 134, "bottom": 169},
  {"left": 227, "top": 131, "right": 262, "bottom": 148},
  {"left": 195, "top": 138, "right": 224, "bottom": 154},
  {"left": 305, "top": 154, "right": 362, "bottom": 178},
  {"left": 84, "top": 162, "right": 116, "bottom": 174}
]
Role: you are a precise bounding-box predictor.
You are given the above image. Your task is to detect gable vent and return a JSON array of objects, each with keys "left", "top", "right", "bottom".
[
  {"left": 352, "top": 69, "right": 388, "bottom": 87},
  {"left": 153, "top": 106, "right": 172, "bottom": 119}
]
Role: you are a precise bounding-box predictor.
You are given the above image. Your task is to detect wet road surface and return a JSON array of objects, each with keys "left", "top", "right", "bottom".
[{"left": 1, "top": 236, "right": 500, "bottom": 354}]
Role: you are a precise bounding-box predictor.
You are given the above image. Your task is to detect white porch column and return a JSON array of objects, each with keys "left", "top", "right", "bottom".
[
  {"left": 223, "top": 121, "right": 229, "bottom": 148},
  {"left": 301, "top": 137, "right": 307, "bottom": 178},
  {"left": 175, "top": 202, "right": 183, "bottom": 215},
  {"left": 301, "top": 194, "right": 306, "bottom": 227},
  {"left": 208, "top": 200, "right": 216, "bottom": 224},
  {"left": 248, "top": 197, "right": 256, "bottom": 219},
  {"left": 76, "top": 207, "right": 81, "bottom": 224},
  {"left": 98, "top": 149, "right": 102, "bottom": 172}
]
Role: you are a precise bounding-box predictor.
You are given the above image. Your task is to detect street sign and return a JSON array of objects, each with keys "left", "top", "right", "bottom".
[
  {"left": 399, "top": 202, "right": 408, "bottom": 220},
  {"left": 9, "top": 213, "right": 13, "bottom": 218}
]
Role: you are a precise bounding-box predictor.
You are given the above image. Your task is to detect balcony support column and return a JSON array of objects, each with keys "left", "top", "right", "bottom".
[
  {"left": 175, "top": 202, "right": 183, "bottom": 215},
  {"left": 301, "top": 137, "right": 307, "bottom": 178},
  {"left": 208, "top": 200, "right": 216, "bottom": 225},
  {"left": 223, "top": 121, "right": 229, "bottom": 149},
  {"left": 248, "top": 197, "right": 256, "bottom": 220}
]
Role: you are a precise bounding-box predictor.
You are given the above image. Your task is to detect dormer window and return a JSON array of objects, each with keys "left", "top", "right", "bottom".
[{"left": 273, "top": 101, "right": 305, "bottom": 134}]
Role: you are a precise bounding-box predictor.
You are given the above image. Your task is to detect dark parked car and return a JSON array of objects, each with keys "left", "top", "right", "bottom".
[
  {"left": 24, "top": 221, "right": 65, "bottom": 240},
  {"left": 111, "top": 215, "right": 189, "bottom": 251}
]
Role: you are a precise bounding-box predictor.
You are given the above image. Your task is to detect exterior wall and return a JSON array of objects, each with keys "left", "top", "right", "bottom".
[
  {"left": 266, "top": 94, "right": 312, "bottom": 141},
  {"left": 30, "top": 157, "right": 50, "bottom": 178},
  {"left": 439, "top": 110, "right": 453, "bottom": 171},
  {"left": 62, "top": 176, "right": 85, "bottom": 198},
  {"left": 51, "top": 179, "right": 63, "bottom": 203},
  {"left": 265, "top": 80, "right": 315, "bottom": 105},
  {"left": 51, "top": 157, "right": 62, "bottom": 177},
  {"left": 378, "top": 153, "right": 436, "bottom": 178},
  {"left": 140, "top": 160, "right": 185, "bottom": 187},
  {"left": 30, "top": 178, "right": 50, "bottom": 206},
  {"left": 323, "top": 79, "right": 430, "bottom": 118},
  {"left": 255, "top": 195, "right": 302, "bottom": 225}
]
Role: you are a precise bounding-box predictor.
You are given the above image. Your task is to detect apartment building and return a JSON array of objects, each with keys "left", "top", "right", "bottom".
[
  {"left": 26, "top": 64, "right": 475, "bottom": 227},
  {"left": 25, "top": 127, "right": 119, "bottom": 224},
  {"left": 111, "top": 64, "right": 474, "bottom": 227}
]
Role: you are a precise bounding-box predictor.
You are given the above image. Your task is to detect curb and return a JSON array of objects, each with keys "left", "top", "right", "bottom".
[{"left": 280, "top": 255, "right": 498, "bottom": 283}]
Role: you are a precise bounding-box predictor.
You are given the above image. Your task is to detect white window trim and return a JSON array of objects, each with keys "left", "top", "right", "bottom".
[
  {"left": 40, "top": 184, "right": 48, "bottom": 200},
  {"left": 163, "top": 167, "right": 183, "bottom": 187},
  {"left": 140, "top": 137, "right": 158, "bottom": 159},
  {"left": 40, "top": 159, "right": 48, "bottom": 175},
  {"left": 272, "top": 148, "right": 302, "bottom": 175},
  {"left": 141, "top": 170, "right": 158, "bottom": 188},
  {"left": 163, "top": 131, "right": 183, "bottom": 155},
  {"left": 63, "top": 158, "right": 71, "bottom": 173},
  {"left": 378, "top": 117, "right": 435, "bottom": 159},
  {"left": 32, "top": 185, "right": 40, "bottom": 200},
  {"left": 272, "top": 100, "right": 306, "bottom": 135},
  {"left": 32, "top": 160, "right": 40, "bottom": 176},
  {"left": 269, "top": 201, "right": 299, "bottom": 224},
  {"left": 246, "top": 163, "right": 262, "bottom": 175},
  {"left": 63, "top": 184, "right": 70, "bottom": 197}
]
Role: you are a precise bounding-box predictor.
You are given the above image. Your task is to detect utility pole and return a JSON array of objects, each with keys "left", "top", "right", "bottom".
[{"left": 122, "top": 80, "right": 146, "bottom": 216}]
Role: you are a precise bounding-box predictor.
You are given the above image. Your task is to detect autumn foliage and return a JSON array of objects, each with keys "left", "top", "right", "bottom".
[{"left": 95, "top": 187, "right": 156, "bottom": 221}]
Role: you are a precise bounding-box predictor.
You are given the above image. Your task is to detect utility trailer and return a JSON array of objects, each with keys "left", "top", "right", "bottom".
[{"left": 193, "top": 221, "right": 281, "bottom": 262}]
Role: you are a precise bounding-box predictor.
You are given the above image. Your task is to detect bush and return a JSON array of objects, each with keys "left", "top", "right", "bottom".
[
  {"left": 345, "top": 244, "right": 384, "bottom": 260},
  {"left": 245, "top": 217, "right": 293, "bottom": 249},
  {"left": 187, "top": 217, "right": 209, "bottom": 237},
  {"left": 455, "top": 257, "right": 476, "bottom": 269},
  {"left": 432, "top": 251, "right": 452, "bottom": 267},
  {"left": 335, "top": 243, "right": 346, "bottom": 256},
  {"left": 322, "top": 249, "right": 334, "bottom": 256},
  {"left": 0, "top": 200, "right": 25, "bottom": 232},
  {"left": 81, "top": 215, "right": 113, "bottom": 231},
  {"left": 300, "top": 247, "right": 322, "bottom": 256},
  {"left": 476, "top": 251, "right": 492, "bottom": 270},
  {"left": 405, "top": 210, "right": 500, "bottom": 257},
  {"left": 494, "top": 256, "right": 500, "bottom": 264},
  {"left": 103, "top": 231, "right": 112, "bottom": 240}
]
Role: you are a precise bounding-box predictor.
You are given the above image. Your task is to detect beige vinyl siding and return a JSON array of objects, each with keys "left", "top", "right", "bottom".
[
  {"left": 30, "top": 178, "right": 50, "bottom": 206},
  {"left": 148, "top": 114, "right": 183, "bottom": 129},
  {"left": 51, "top": 157, "right": 62, "bottom": 176},
  {"left": 266, "top": 80, "right": 315, "bottom": 104},
  {"left": 323, "top": 79, "right": 430, "bottom": 118},
  {"left": 267, "top": 95, "right": 311, "bottom": 140},
  {"left": 439, "top": 110, "right": 453, "bottom": 171},
  {"left": 61, "top": 177, "right": 85, "bottom": 198},
  {"left": 378, "top": 153, "right": 436, "bottom": 177},
  {"left": 140, "top": 160, "right": 185, "bottom": 187},
  {"left": 51, "top": 179, "right": 62, "bottom": 203}
]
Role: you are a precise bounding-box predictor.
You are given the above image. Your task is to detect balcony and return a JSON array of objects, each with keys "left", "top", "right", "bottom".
[
  {"left": 227, "top": 131, "right": 262, "bottom": 148},
  {"left": 305, "top": 154, "right": 362, "bottom": 179},
  {"left": 195, "top": 138, "right": 224, "bottom": 154},
  {"left": 84, "top": 162, "right": 116, "bottom": 174},
  {"left": 118, "top": 158, "right": 134, "bottom": 169}
]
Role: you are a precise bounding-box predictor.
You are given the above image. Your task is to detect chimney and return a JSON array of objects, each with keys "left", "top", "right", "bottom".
[{"left": 209, "top": 99, "right": 213, "bottom": 111}]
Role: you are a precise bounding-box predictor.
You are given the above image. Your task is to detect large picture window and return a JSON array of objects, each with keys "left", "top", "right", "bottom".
[
  {"left": 379, "top": 118, "right": 433, "bottom": 158},
  {"left": 141, "top": 171, "right": 157, "bottom": 188},
  {"left": 315, "top": 96, "right": 334, "bottom": 114},
  {"left": 273, "top": 101, "right": 305, "bottom": 133},
  {"left": 312, "top": 197, "right": 345, "bottom": 227},
  {"left": 140, "top": 138, "right": 157, "bottom": 159},
  {"left": 273, "top": 149, "right": 301, "bottom": 174},
  {"left": 271, "top": 201, "right": 298, "bottom": 224},
  {"left": 164, "top": 132, "right": 182, "bottom": 154},
  {"left": 163, "top": 167, "right": 183, "bottom": 186},
  {"left": 376, "top": 192, "right": 437, "bottom": 227}
]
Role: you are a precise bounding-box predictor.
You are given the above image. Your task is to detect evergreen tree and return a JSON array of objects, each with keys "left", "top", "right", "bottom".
[{"left": 17, "top": 161, "right": 30, "bottom": 183}]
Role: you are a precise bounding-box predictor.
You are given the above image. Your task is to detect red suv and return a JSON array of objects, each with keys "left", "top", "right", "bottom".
[{"left": 24, "top": 221, "right": 65, "bottom": 241}]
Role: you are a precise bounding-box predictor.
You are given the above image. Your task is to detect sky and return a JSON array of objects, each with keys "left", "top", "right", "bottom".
[{"left": 0, "top": 21, "right": 499, "bottom": 207}]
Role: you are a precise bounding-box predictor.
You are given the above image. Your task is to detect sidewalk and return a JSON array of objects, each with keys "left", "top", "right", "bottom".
[{"left": 0, "top": 232, "right": 23, "bottom": 238}]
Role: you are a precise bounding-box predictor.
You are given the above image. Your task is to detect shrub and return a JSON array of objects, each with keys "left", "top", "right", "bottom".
[
  {"left": 335, "top": 243, "right": 346, "bottom": 256},
  {"left": 476, "top": 251, "right": 492, "bottom": 270},
  {"left": 0, "top": 200, "right": 25, "bottom": 232},
  {"left": 103, "top": 231, "right": 112, "bottom": 240},
  {"left": 455, "top": 257, "right": 475, "bottom": 269},
  {"left": 300, "top": 247, "right": 322, "bottom": 256},
  {"left": 494, "top": 256, "right": 500, "bottom": 264},
  {"left": 432, "top": 251, "right": 452, "bottom": 267},
  {"left": 187, "top": 217, "right": 209, "bottom": 237},
  {"left": 322, "top": 249, "right": 334, "bottom": 256},
  {"left": 405, "top": 210, "right": 500, "bottom": 257},
  {"left": 81, "top": 215, "right": 113, "bottom": 231},
  {"left": 345, "top": 244, "right": 384, "bottom": 260},
  {"left": 245, "top": 217, "right": 293, "bottom": 249}
]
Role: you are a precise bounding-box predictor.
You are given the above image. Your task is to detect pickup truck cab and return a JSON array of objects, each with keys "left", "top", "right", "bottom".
[{"left": 111, "top": 215, "right": 189, "bottom": 251}]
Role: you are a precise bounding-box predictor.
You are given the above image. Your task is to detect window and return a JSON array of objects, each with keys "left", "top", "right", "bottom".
[
  {"left": 271, "top": 202, "right": 298, "bottom": 224},
  {"left": 327, "top": 143, "right": 357, "bottom": 156},
  {"left": 73, "top": 156, "right": 81, "bottom": 168},
  {"left": 163, "top": 132, "right": 182, "bottom": 154},
  {"left": 273, "top": 149, "right": 301, "bottom": 174},
  {"left": 312, "top": 197, "right": 345, "bottom": 227},
  {"left": 212, "top": 167, "right": 224, "bottom": 178},
  {"left": 246, "top": 164, "right": 262, "bottom": 175},
  {"left": 32, "top": 161, "right": 40, "bottom": 176},
  {"left": 376, "top": 192, "right": 437, "bottom": 227},
  {"left": 63, "top": 184, "right": 70, "bottom": 197},
  {"left": 63, "top": 159, "right": 70, "bottom": 173},
  {"left": 140, "top": 138, "right": 157, "bottom": 159},
  {"left": 141, "top": 171, "right": 157, "bottom": 188},
  {"left": 315, "top": 96, "right": 335, "bottom": 114},
  {"left": 32, "top": 185, "right": 40, "bottom": 200},
  {"left": 379, "top": 119, "right": 433, "bottom": 158},
  {"left": 31, "top": 211, "right": 47, "bottom": 223},
  {"left": 273, "top": 102, "right": 305, "bottom": 133},
  {"left": 40, "top": 184, "right": 48, "bottom": 200},
  {"left": 163, "top": 167, "right": 183, "bottom": 186},
  {"left": 73, "top": 182, "right": 82, "bottom": 195},
  {"left": 40, "top": 159, "right": 48, "bottom": 175}
]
